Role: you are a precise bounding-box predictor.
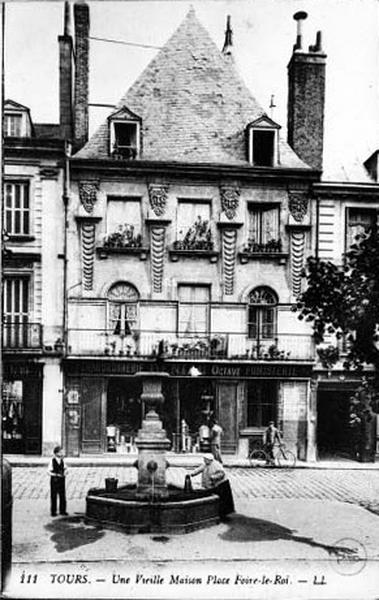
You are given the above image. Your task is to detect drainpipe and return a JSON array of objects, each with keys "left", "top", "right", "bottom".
[
  {"left": 62, "top": 141, "right": 71, "bottom": 355},
  {"left": 61, "top": 141, "right": 71, "bottom": 455}
]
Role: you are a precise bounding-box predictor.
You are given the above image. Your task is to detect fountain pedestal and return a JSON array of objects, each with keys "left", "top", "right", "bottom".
[
  {"left": 85, "top": 370, "right": 220, "bottom": 533},
  {"left": 134, "top": 372, "right": 171, "bottom": 498}
]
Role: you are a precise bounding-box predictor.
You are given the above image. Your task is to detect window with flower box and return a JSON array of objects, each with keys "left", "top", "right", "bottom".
[
  {"left": 246, "top": 204, "right": 280, "bottom": 253},
  {"left": 345, "top": 207, "right": 377, "bottom": 250},
  {"left": 107, "top": 282, "right": 139, "bottom": 336},
  {"left": 178, "top": 285, "right": 210, "bottom": 336},
  {"left": 175, "top": 201, "right": 213, "bottom": 251},
  {"left": 248, "top": 286, "right": 277, "bottom": 340},
  {"left": 104, "top": 197, "right": 142, "bottom": 248}
]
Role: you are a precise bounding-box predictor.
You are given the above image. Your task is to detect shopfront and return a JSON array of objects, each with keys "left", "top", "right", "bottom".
[
  {"left": 2, "top": 361, "right": 43, "bottom": 454},
  {"left": 63, "top": 359, "right": 312, "bottom": 458}
]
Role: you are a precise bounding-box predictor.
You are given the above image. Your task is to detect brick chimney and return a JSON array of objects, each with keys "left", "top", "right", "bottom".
[
  {"left": 287, "top": 12, "right": 326, "bottom": 171},
  {"left": 58, "top": 1, "right": 73, "bottom": 140},
  {"left": 74, "top": 1, "right": 90, "bottom": 149}
]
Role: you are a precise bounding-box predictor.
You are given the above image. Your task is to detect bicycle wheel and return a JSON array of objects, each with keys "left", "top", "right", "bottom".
[
  {"left": 248, "top": 449, "right": 267, "bottom": 467},
  {"left": 276, "top": 449, "right": 296, "bottom": 468}
]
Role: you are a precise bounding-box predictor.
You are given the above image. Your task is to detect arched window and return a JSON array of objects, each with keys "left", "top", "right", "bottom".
[
  {"left": 107, "top": 282, "right": 139, "bottom": 335},
  {"left": 248, "top": 286, "right": 277, "bottom": 340}
]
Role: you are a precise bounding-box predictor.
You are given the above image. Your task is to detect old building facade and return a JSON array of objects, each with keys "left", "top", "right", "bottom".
[{"left": 63, "top": 8, "right": 321, "bottom": 459}]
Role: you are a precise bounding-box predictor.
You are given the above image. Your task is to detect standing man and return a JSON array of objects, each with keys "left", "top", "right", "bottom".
[
  {"left": 48, "top": 445, "right": 68, "bottom": 517},
  {"left": 264, "top": 421, "right": 282, "bottom": 465},
  {"left": 210, "top": 419, "right": 223, "bottom": 463}
]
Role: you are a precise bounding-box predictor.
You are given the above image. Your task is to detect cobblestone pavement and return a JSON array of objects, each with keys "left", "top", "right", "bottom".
[{"left": 11, "top": 466, "right": 379, "bottom": 506}]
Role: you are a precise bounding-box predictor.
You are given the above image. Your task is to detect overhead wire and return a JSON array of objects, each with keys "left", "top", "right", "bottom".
[{"left": 89, "top": 36, "right": 162, "bottom": 50}]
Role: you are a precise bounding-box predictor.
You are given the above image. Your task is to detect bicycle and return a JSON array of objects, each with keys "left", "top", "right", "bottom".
[{"left": 248, "top": 442, "right": 296, "bottom": 468}]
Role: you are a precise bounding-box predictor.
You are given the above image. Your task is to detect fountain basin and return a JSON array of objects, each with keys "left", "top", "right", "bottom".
[{"left": 86, "top": 484, "right": 220, "bottom": 533}]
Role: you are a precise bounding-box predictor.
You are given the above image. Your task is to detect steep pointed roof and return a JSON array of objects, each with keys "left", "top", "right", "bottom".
[{"left": 77, "top": 9, "right": 307, "bottom": 168}]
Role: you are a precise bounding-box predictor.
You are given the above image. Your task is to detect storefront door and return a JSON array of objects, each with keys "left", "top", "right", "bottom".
[
  {"left": 217, "top": 382, "right": 238, "bottom": 453},
  {"left": 317, "top": 390, "right": 356, "bottom": 459},
  {"left": 81, "top": 378, "right": 106, "bottom": 453},
  {"left": 106, "top": 378, "right": 142, "bottom": 450}
]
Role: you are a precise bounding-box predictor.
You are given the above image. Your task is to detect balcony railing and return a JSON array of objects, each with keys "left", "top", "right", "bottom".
[
  {"left": 67, "top": 329, "right": 314, "bottom": 361},
  {"left": 3, "top": 322, "right": 43, "bottom": 349}
]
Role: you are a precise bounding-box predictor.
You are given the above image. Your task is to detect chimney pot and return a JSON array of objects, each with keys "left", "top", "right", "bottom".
[
  {"left": 315, "top": 31, "right": 323, "bottom": 52},
  {"left": 293, "top": 11, "right": 308, "bottom": 50}
]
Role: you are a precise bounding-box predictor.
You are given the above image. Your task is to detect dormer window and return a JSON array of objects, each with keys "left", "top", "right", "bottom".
[
  {"left": 3, "top": 100, "right": 33, "bottom": 138},
  {"left": 5, "top": 114, "right": 22, "bottom": 137},
  {"left": 108, "top": 106, "right": 141, "bottom": 160},
  {"left": 247, "top": 116, "right": 280, "bottom": 167}
]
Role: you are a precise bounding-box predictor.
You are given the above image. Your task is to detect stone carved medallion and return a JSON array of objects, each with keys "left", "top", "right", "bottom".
[
  {"left": 148, "top": 184, "right": 169, "bottom": 217},
  {"left": 78, "top": 180, "right": 100, "bottom": 214},
  {"left": 220, "top": 186, "right": 240, "bottom": 220},
  {"left": 288, "top": 192, "right": 308, "bottom": 222}
]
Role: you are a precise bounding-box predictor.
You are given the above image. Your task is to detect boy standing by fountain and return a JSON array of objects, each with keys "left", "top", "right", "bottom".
[{"left": 48, "top": 445, "right": 68, "bottom": 516}]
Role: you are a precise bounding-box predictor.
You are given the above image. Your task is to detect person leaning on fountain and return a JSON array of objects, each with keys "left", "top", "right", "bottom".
[{"left": 189, "top": 454, "right": 235, "bottom": 520}]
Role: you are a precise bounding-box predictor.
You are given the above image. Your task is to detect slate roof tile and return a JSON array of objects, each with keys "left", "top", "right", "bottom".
[{"left": 76, "top": 8, "right": 308, "bottom": 169}]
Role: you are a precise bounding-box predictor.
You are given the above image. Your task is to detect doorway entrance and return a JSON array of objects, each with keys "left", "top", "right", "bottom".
[
  {"left": 107, "top": 378, "right": 142, "bottom": 451},
  {"left": 317, "top": 390, "right": 356, "bottom": 460}
]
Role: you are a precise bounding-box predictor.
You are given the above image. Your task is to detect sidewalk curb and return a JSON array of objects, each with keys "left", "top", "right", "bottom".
[{"left": 4, "top": 454, "right": 379, "bottom": 470}]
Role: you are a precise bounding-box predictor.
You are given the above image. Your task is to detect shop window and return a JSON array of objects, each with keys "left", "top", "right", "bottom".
[
  {"left": 107, "top": 282, "right": 139, "bottom": 336},
  {"left": 4, "top": 181, "right": 30, "bottom": 236},
  {"left": 247, "top": 380, "right": 277, "bottom": 427},
  {"left": 247, "top": 203, "right": 280, "bottom": 251},
  {"left": 3, "top": 277, "right": 29, "bottom": 347},
  {"left": 346, "top": 207, "right": 377, "bottom": 249},
  {"left": 248, "top": 286, "right": 277, "bottom": 340},
  {"left": 178, "top": 285, "right": 210, "bottom": 335},
  {"left": 2, "top": 380, "right": 24, "bottom": 442}
]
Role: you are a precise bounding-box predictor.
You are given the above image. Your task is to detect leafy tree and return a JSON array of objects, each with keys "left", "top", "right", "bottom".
[{"left": 296, "top": 225, "right": 379, "bottom": 460}]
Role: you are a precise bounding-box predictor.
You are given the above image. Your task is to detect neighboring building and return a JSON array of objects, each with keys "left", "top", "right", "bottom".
[
  {"left": 2, "top": 2, "right": 90, "bottom": 456},
  {"left": 64, "top": 8, "right": 322, "bottom": 460},
  {"left": 2, "top": 99, "right": 65, "bottom": 455},
  {"left": 311, "top": 163, "right": 379, "bottom": 462}
]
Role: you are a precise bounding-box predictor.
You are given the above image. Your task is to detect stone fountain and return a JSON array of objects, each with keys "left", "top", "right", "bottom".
[{"left": 85, "top": 371, "right": 219, "bottom": 533}]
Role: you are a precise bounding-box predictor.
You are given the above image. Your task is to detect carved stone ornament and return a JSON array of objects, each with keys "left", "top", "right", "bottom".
[
  {"left": 80, "top": 220, "right": 97, "bottom": 290},
  {"left": 148, "top": 184, "right": 169, "bottom": 217},
  {"left": 78, "top": 180, "right": 100, "bottom": 214},
  {"left": 288, "top": 192, "right": 308, "bottom": 223},
  {"left": 150, "top": 225, "right": 166, "bottom": 293},
  {"left": 222, "top": 228, "right": 237, "bottom": 295},
  {"left": 290, "top": 230, "right": 306, "bottom": 297},
  {"left": 220, "top": 186, "right": 240, "bottom": 220}
]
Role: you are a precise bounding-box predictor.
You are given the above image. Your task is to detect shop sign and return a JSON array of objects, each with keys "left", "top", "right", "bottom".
[{"left": 64, "top": 359, "right": 312, "bottom": 379}]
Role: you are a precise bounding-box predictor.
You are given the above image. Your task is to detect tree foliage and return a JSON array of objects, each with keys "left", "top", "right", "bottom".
[{"left": 297, "top": 226, "right": 379, "bottom": 375}]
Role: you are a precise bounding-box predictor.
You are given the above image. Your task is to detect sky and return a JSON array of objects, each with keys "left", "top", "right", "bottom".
[{"left": 3, "top": 0, "right": 379, "bottom": 180}]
